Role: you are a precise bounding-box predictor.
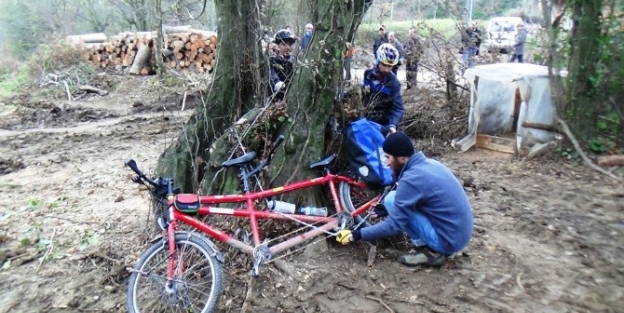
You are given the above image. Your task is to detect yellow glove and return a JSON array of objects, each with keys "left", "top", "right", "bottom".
[{"left": 336, "top": 230, "right": 353, "bottom": 245}]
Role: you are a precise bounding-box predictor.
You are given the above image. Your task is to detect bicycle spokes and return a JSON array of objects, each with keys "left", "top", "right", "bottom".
[{"left": 131, "top": 239, "right": 218, "bottom": 312}]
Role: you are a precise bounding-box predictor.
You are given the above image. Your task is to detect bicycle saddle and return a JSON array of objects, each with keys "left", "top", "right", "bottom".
[{"left": 222, "top": 151, "right": 257, "bottom": 167}]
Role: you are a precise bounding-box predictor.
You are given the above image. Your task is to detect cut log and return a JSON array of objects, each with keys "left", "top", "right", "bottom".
[
  {"left": 135, "top": 31, "right": 157, "bottom": 39},
  {"left": 521, "top": 121, "right": 560, "bottom": 133},
  {"left": 177, "top": 33, "right": 190, "bottom": 42},
  {"left": 128, "top": 45, "right": 152, "bottom": 75},
  {"left": 172, "top": 40, "right": 185, "bottom": 52},
  {"left": 123, "top": 54, "right": 134, "bottom": 67},
  {"left": 198, "top": 53, "right": 211, "bottom": 63},
  {"left": 83, "top": 42, "right": 111, "bottom": 50},
  {"left": 597, "top": 155, "right": 624, "bottom": 167},
  {"left": 190, "top": 29, "right": 217, "bottom": 39},
  {"left": 165, "top": 25, "right": 192, "bottom": 34},
  {"left": 67, "top": 33, "right": 107, "bottom": 44}
]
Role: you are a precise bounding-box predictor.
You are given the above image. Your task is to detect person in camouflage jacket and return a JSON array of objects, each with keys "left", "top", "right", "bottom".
[{"left": 403, "top": 28, "right": 424, "bottom": 89}]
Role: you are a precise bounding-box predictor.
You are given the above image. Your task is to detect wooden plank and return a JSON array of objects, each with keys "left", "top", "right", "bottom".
[
  {"left": 476, "top": 134, "right": 516, "bottom": 154},
  {"left": 597, "top": 155, "right": 624, "bottom": 167}
]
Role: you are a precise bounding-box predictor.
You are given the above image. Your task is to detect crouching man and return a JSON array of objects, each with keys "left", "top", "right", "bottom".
[{"left": 337, "top": 132, "right": 473, "bottom": 266}]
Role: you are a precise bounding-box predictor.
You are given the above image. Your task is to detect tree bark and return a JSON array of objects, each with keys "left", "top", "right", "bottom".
[
  {"left": 155, "top": 0, "right": 267, "bottom": 193},
  {"left": 267, "top": 0, "right": 373, "bottom": 206},
  {"left": 155, "top": 0, "right": 373, "bottom": 207},
  {"left": 153, "top": 0, "right": 164, "bottom": 77},
  {"left": 566, "top": 0, "right": 604, "bottom": 141}
]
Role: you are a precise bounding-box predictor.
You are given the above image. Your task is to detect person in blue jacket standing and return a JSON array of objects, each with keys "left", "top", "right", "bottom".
[
  {"left": 300, "top": 23, "right": 314, "bottom": 53},
  {"left": 337, "top": 132, "right": 474, "bottom": 266},
  {"left": 362, "top": 43, "right": 405, "bottom": 135}
]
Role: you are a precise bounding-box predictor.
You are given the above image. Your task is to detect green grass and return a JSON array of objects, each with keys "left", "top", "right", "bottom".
[{"left": 0, "top": 67, "right": 31, "bottom": 98}]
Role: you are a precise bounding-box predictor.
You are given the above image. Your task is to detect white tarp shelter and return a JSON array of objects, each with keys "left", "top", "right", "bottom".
[{"left": 453, "top": 63, "right": 565, "bottom": 155}]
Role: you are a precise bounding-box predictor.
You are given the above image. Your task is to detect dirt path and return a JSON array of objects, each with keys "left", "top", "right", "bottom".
[{"left": 0, "top": 76, "right": 622, "bottom": 313}]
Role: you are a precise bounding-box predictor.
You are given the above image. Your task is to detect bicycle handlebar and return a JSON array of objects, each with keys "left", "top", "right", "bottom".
[{"left": 124, "top": 159, "right": 160, "bottom": 187}]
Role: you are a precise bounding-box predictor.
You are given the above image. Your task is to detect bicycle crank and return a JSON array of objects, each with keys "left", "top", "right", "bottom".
[{"left": 250, "top": 244, "right": 272, "bottom": 276}]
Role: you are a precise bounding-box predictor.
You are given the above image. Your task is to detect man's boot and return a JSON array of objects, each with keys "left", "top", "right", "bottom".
[{"left": 399, "top": 246, "right": 447, "bottom": 267}]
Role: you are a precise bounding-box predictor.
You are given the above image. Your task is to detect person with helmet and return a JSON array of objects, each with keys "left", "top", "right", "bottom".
[
  {"left": 269, "top": 29, "right": 297, "bottom": 100},
  {"left": 361, "top": 43, "right": 405, "bottom": 135}
]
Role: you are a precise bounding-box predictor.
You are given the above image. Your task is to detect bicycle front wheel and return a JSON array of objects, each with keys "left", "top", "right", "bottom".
[
  {"left": 339, "top": 180, "right": 386, "bottom": 228},
  {"left": 127, "top": 233, "right": 224, "bottom": 313}
]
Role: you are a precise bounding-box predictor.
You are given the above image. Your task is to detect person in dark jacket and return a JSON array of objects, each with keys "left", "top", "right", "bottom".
[
  {"left": 387, "top": 31, "right": 404, "bottom": 76},
  {"left": 509, "top": 22, "right": 528, "bottom": 63},
  {"left": 268, "top": 29, "right": 297, "bottom": 100},
  {"left": 461, "top": 23, "right": 480, "bottom": 73},
  {"left": 336, "top": 132, "right": 474, "bottom": 266},
  {"left": 373, "top": 25, "right": 388, "bottom": 56},
  {"left": 404, "top": 28, "right": 424, "bottom": 89},
  {"left": 361, "top": 43, "right": 404, "bottom": 135},
  {"left": 300, "top": 23, "right": 314, "bottom": 53}
]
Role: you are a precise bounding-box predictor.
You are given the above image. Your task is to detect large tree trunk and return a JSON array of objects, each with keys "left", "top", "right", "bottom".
[
  {"left": 156, "top": 0, "right": 373, "bottom": 207},
  {"left": 156, "top": 0, "right": 264, "bottom": 193},
  {"left": 267, "top": 1, "right": 373, "bottom": 206},
  {"left": 565, "top": 0, "right": 603, "bottom": 141}
]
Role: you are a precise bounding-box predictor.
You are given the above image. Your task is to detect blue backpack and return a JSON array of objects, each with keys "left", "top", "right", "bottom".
[{"left": 343, "top": 119, "right": 395, "bottom": 189}]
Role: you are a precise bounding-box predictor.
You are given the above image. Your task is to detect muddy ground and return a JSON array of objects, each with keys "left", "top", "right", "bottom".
[{"left": 0, "top": 74, "right": 623, "bottom": 313}]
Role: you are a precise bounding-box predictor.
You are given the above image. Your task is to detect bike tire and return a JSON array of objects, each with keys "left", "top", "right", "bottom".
[
  {"left": 127, "top": 233, "right": 224, "bottom": 313},
  {"left": 338, "top": 180, "right": 385, "bottom": 228}
]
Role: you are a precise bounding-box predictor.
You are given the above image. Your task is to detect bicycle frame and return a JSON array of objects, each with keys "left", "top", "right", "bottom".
[{"left": 166, "top": 172, "right": 379, "bottom": 258}]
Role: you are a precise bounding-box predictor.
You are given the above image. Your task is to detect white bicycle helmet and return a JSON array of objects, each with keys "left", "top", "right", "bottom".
[{"left": 376, "top": 43, "right": 399, "bottom": 66}]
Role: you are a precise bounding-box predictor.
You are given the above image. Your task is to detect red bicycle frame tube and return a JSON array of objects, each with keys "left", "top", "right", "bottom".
[{"left": 167, "top": 173, "right": 377, "bottom": 257}]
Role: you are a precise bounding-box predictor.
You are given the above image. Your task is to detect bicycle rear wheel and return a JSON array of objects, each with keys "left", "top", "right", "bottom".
[
  {"left": 339, "top": 180, "right": 386, "bottom": 228},
  {"left": 127, "top": 233, "right": 223, "bottom": 313}
]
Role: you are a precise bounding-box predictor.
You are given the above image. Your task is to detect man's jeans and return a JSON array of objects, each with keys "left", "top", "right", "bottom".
[
  {"left": 509, "top": 54, "right": 524, "bottom": 63},
  {"left": 384, "top": 190, "right": 448, "bottom": 254},
  {"left": 462, "top": 47, "right": 478, "bottom": 72}
]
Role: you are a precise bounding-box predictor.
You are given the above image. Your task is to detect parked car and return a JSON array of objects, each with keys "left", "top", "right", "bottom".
[{"left": 482, "top": 17, "right": 526, "bottom": 54}]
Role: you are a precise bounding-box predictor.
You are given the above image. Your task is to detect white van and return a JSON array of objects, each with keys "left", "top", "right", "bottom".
[{"left": 482, "top": 17, "right": 525, "bottom": 54}]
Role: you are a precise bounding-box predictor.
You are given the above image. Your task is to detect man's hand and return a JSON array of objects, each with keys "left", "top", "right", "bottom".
[
  {"left": 275, "top": 81, "right": 285, "bottom": 91},
  {"left": 371, "top": 203, "right": 388, "bottom": 218},
  {"left": 362, "top": 85, "right": 371, "bottom": 95},
  {"left": 386, "top": 127, "right": 397, "bottom": 138},
  {"left": 336, "top": 230, "right": 353, "bottom": 245}
]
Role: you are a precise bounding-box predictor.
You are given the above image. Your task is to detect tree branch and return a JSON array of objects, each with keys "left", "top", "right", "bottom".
[{"left": 557, "top": 117, "right": 622, "bottom": 182}]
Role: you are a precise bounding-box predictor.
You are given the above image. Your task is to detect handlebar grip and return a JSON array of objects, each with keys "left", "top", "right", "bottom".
[
  {"left": 273, "top": 135, "right": 285, "bottom": 149},
  {"left": 124, "top": 159, "right": 143, "bottom": 176},
  {"left": 269, "top": 135, "right": 285, "bottom": 156}
]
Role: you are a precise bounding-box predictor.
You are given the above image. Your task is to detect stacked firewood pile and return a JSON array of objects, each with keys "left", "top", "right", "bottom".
[{"left": 67, "top": 26, "right": 218, "bottom": 75}]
